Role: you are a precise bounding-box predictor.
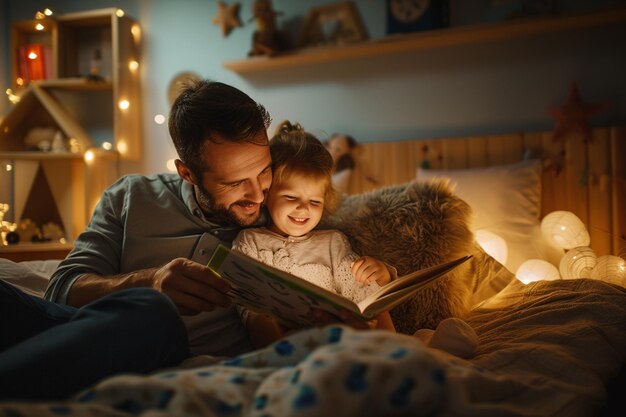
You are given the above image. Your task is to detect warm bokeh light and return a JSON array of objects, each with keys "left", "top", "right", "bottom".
[
  {"left": 44, "top": 8, "right": 53, "bottom": 16},
  {"left": 131, "top": 23, "right": 141, "bottom": 42},
  {"left": 117, "top": 140, "right": 128, "bottom": 155},
  {"left": 166, "top": 158, "right": 177, "bottom": 172},
  {"left": 16, "top": 77, "right": 24, "bottom": 86},
  {"left": 516, "top": 259, "right": 560, "bottom": 284},
  {"left": 6, "top": 89, "right": 21, "bottom": 104},
  {"left": 28, "top": 51, "right": 38, "bottom": 60},
  {"left": 35, "top": 23, "right": 45, "bottom": 31},
  {"left": 84, "top": 150, "right": 95, "bottom": 162},
  {"left": 102, "top": 141, "right": 113, "bottom": 151},
  {"left": 118, "top": 99, "right": 130, "bottom": 110},
  {"left": 154, "top": 114, "right": 166, "bottom": 125},
  {"left": 129, "top": 60, "right": 139, "bottom": 71},
  {"left": 116, "top": 9, "right": 125, "bottom": 17},
  {"left": 4, "top": 163, "right": 12, "bottom": 172}
]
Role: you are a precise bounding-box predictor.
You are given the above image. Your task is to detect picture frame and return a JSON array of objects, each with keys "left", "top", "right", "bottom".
[{"left": 297, "top": 1, "right": 369, "bottom": 49}]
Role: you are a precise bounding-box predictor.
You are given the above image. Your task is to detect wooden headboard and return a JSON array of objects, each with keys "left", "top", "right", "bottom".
[{"left": 345, "top": 127, "right": 625, "bottom": 257}]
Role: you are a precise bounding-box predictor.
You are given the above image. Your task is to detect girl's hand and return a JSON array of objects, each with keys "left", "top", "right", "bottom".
[{"left": 351, "top": 256, "right": 392, "bottom": 286}]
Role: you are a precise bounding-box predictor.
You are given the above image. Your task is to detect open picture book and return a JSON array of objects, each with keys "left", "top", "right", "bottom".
[{"left": 208, "top": 244, "right": 472, "bottom": 328}]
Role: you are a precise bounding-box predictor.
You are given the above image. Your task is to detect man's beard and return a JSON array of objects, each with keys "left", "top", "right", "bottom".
[{"left": 195, "top": 184, "right": 261, "bottom": 227}]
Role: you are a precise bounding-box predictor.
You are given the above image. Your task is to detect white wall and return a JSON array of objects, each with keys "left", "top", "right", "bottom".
[{"left": 2, "top": 0, "right": 625, "bottom": 176}]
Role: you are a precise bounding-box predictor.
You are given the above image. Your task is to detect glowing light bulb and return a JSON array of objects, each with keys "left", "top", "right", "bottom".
[
  {"left": 131, "top": 24, "right": 141, "bottom": 41},
  {"left": 28, "top": 51, "right": 38, "bottom": 60},
  {"left": 154, "top": 114, "right": 166, "bottom": 125},
  {"left": 84, "top": 150, "right": 95, "bottom": 162},
  {"left": 516, "top": 259, "right": 560, "bottom": 284},
  {"left": 118, "top": 99, "right": 130, "bottom": 110},
  {"left": 541, "top": 211, "right": 590, "bottom": 250},
  {"left": 117, "top": 140, "right": 128, "bottom": 155}
]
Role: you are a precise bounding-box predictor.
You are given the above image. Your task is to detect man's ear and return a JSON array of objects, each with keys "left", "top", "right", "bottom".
[{"left": 175, "top": 159, "right": 197, "bottom": 185}]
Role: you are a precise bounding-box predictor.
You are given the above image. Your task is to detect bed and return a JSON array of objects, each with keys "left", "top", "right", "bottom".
[{"left": 0, "top": 127, "right": 625, "bottom": 416}]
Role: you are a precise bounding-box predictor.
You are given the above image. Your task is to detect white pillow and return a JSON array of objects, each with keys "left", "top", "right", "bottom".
[{"left": 417, "top": 160, "right": 562, "bottom": 273}]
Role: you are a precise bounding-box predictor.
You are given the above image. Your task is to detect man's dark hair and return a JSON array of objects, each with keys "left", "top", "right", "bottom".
[{"left": 168, "top": 80, "right": 271, "bottom": 175}]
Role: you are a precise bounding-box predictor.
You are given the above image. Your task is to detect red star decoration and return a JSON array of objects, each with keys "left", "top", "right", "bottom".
[
  {"left": 549, "top": 81, "right": 607, "bottom": 143},
  {"left": 212, "top": 1, "right": 242, "bottom": 37}
]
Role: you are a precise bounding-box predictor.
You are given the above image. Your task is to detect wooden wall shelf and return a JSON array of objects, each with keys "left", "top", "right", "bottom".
[{"left": 224, "top": 6, "right": 626, "bottom": 74}]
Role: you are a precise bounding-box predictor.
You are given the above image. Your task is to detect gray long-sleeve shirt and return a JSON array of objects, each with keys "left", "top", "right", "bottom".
[{"left": 45, "top": 173, "right": 260, "bottom": 357}]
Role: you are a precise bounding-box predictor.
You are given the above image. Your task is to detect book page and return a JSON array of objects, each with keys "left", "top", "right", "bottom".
[{"left": 358, "top": 255, "right": 473, "bottom": 308}]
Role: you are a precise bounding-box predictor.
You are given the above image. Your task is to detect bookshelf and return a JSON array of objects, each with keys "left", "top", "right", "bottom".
[{"left": 0, "top": 8, "right": 141, "bottom": 259}]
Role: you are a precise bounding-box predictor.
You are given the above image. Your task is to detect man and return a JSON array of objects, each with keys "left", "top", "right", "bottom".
[
  {"left": 1, "top": 80, "right": 272, "bottom": 400},
  {"left": 1, "top": 80, "right": 364, "bottom": 401}
]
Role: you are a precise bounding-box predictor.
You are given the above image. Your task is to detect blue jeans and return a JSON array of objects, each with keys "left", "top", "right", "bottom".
[{"left": 0, "top": 280, "right": 189, "bottom": 401}]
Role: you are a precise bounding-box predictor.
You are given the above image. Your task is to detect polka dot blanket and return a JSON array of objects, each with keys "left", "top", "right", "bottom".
[{"left": 0, "top": 325, "right": 447, "bottom": 417}]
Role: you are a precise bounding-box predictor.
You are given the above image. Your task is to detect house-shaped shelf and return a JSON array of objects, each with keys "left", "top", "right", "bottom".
[
  {"left": 0, "top": 83, "right": 119, "bottom": 242},
  {"left": 0, "top": 83, "right": 93, "bottom": 155}
]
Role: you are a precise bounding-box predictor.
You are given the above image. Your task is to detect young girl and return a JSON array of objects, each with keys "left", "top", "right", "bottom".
[{"left": 232, "top": 121, "right": 396, "bottom": 348}]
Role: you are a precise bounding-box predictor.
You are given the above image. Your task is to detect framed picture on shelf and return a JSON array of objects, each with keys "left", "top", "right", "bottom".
[{"left": 297, "top": 1, "right": 368, "bottom": 49}]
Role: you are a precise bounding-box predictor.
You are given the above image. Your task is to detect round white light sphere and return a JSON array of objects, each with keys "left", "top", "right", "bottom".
[
  {"left": 559, "top": 246, "right": 597, "bottom": 279},
  {"left": 516, "top": 259, "right": 560, "bottom": 284},
  {"left": 590, "top": 255, "right": 626, "bottom": 286},
  {"left": 541, "top": 211, "right": 590, "bottom": 250}
]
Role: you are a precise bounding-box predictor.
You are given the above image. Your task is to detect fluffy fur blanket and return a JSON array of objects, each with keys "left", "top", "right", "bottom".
[{"left": 321, "top": 179, "right": 511, "bottom": 334}]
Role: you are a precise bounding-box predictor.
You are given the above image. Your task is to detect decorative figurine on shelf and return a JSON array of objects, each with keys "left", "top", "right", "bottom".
[
  {"left": 51, "top": 130, "right": 67, "bottom": 152},
  {"left": 87, "top": 48, "right": 105, "bottom": 82},
  {"left": 24, "top": 126, "right": 57, "bottom": 151},
  {"left": 42, "top": 222, "right": 66, "bottom": 243},
  {"left": 16, "top": 218, "right": 41, "bottom": 243},
  {"left": 212, "top": 1, "right": 243, "bottom": 37},
  {"left": 248, "top": 0, "right": 289, "bottom": 56}
]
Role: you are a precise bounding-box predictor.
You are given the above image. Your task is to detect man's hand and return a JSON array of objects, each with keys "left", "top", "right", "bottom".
[
  {"left": 351, "top": 256, "right": 392, "bottom": 286},
  {"left": 153, "top": 258, "right": 232, "bottom": 315}
]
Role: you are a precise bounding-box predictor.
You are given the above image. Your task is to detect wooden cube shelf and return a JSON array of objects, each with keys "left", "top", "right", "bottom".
[{"left": 0, "top": 8, "right": 140, "bottom": 254}]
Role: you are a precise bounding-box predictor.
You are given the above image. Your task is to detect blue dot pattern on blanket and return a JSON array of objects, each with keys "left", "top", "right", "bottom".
[
  {"left": 345, "top": 363, "right": 368, "bottom": 392},
  {"left": 389, "top": 377, "right": 415, "bottom": 407},
  {"left": 274, "top": 340, "right": 295, "bottom": 356},
  {"left": 0, "top": 325, "right": 446, "bottom": 417},
  {"left": 293, "top": 385, "right": 317, "bottom": 409}
]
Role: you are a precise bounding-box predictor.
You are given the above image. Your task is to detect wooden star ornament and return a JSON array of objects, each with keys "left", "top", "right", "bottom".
[
  {"left": 212, "top": 1, "right": 242, "bottom": 37},
  {"left": 549, "top": 81, "right": 607, "bottom": 143}
]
